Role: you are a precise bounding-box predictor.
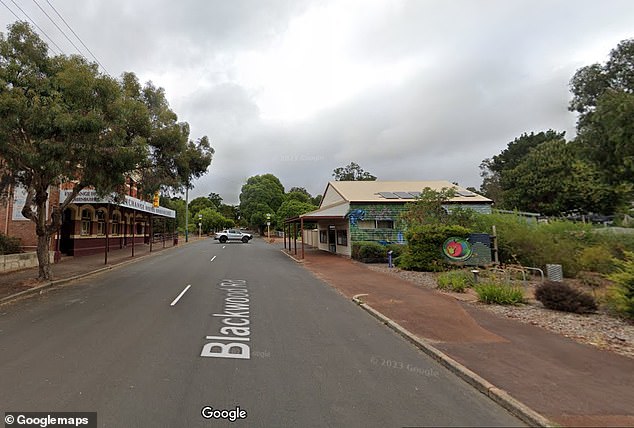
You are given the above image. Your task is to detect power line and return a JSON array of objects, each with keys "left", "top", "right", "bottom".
[
  {"left": 0, "top": 0, "right": 21, "bottom": 22},
  {"left": 31, "top": 0, "right": 84, "bottom": 55},
  {"left": 43, "top": 0, "right": 110, "bottom": 75},
  {"left": 8, "top": 0, "right": 63, "bottom": 55}
]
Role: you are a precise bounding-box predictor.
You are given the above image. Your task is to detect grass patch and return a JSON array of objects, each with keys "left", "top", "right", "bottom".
[
  {"left": 475, "top": 280, "right": 525, "bottom": 305},
  {"left": 437, "top": 270, "right": 473, "bottom": 293}
]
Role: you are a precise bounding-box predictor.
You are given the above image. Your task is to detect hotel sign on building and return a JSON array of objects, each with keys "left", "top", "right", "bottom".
[{"left": 60, "top": 189, "right": 176, "bottom": 218}]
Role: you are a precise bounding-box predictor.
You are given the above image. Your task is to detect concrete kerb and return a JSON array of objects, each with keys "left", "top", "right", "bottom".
[
  {"left": 351, "top": 294, "right": 555, "bottom": 428},
  {"left": 0, "top": 242, "right": 186, "bottom": 306},
  {"left": 279, "top": 249, "right": 303, "bottom": 263}
]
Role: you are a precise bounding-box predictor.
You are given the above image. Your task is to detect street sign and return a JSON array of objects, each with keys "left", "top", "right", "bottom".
[{"left": 266, "top": 222, "right": 271, "bottom": 226}]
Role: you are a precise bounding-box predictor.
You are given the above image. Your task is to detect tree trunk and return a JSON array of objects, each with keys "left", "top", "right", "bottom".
[{"left": 37, "top": 232, "right": 52, "bottom": 280}]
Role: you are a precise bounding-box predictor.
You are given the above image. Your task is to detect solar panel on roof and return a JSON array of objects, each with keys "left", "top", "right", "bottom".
[
  {"left": 457, "top": 190, "right": 476, "bottom": 197},
  {"left": 408, "top": 191, "right": 421, "bottom": 198},
  {"left": 394, "top": 191, "right": 415, "bottom": 199},
  {"left": 378, "top": 192, "right": 399, "bottom": 199}
]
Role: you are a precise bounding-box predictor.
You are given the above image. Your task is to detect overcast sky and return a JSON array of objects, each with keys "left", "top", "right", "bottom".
[{"left": 2, "top": 0, "right": 633, "bottom": 204}]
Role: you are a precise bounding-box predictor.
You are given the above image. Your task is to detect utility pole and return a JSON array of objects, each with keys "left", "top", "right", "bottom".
[{"left": 185, "top": 185, "right": 189, "bottom": 243}]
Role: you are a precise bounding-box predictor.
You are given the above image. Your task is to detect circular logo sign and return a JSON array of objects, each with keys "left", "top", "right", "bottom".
[{"left": 442, "top": 237, "right": 472, "bottom": 261}]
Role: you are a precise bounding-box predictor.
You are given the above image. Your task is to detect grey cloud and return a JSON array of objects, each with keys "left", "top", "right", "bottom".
[{"left": 1, "top": 0, "right": 631, "bottom": 205}]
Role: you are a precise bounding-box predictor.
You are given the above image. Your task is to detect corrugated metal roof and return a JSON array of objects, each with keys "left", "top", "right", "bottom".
[
  {"left": 300, "top": 201, "right": 349, "bottom": 219},
  {"left": 324, "top": 180, "right": 492, "bottom": 203}
]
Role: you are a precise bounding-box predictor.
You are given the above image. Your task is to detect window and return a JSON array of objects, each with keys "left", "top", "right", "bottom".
[
  {"left": 319, "top": 230, "right": 327, "bottom": 243},
  {"left": 112, "top": 213, "right": 120, "bottom": 235},
  {"left": 376, "top": 220, "right": 394, "bottom": 229},
  {"left": 336, "top": 230, "right": 347, "bottom": 246},
  {"left": 81, "top": 209, "right": 91, "bottom": 235},
  {"left": 357, "top": 219, "right": 394, "bottom": 229},
  {"left": 96, "top": 211, "right": 106, "bottom": 235},
  {"left": 357, "top": 220, "right": 376, "bottom": 229}
]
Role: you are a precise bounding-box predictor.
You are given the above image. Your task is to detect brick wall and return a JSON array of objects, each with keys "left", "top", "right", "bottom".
[{"left": 1, "top": 185, "right": 60, "bottom": 250}]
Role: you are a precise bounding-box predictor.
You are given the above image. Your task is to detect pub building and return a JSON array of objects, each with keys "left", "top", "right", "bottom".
[{"left": 1, "top": 177, "right": 176, "bottom": 258}]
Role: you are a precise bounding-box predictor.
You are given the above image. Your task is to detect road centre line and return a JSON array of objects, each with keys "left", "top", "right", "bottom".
[
  {"left": 210, "top": 256, "right": 217, "bottom": 262},
  {"left": 170, "top": 284, "right": 192, "bottom": 306}
]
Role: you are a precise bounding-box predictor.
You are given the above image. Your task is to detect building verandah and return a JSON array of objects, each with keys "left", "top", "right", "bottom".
[{"left": 57, "top": 188, "right": 177, "bottom": 257}]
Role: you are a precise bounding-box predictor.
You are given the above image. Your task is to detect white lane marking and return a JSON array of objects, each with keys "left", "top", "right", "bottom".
[
  {"left": 210, "top": 255, "right": 217, "bottom": 262},
  {"left": 170, "top": 284, "right": 192, "bottom": 306}
]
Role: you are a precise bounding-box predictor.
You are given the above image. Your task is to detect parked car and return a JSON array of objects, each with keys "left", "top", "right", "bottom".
[{"left": 214, "top": 229, "right": 253, "bottom": 243}]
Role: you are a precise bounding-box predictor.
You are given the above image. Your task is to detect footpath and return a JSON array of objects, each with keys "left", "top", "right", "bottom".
[
  {"left": 2, "top": 238, "right": 633, "bottom": 426},
  {"left": 0, "top": 237, "right": 205, "bottom": 303},
  {"left": 281, "top": 244, "right": 634, "bottom": 428}
]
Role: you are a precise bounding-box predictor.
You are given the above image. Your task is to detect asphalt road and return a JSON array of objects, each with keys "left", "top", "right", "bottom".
[{"left": 0, "top": 238, "right": 523, "bottom": 427}]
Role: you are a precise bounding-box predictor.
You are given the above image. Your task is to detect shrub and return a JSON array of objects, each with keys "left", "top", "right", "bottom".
[
  {"left": 397, "top": 224, "right": 471, "bottom": 271},
  {"left": 534, "top": 280, "right": 597, "bottom": 314},
  {"left": 437, "top": 270, "right": 474, "bottom": 293},
  {"left": 352, "top": 241, "right": 398, "bottom": 263},
  {"left": 578, "top": 245, "right": 616, "bottom": 274},
  {"left": 386, "top": 243, "right": 404, "bottom": 259},
  {"left": 606, "top": 251, "right": 634, "bottom": 319},
  {"left": 474, "top": 280, "right": 524, "bottom": 305},
  {"left": 471, "top": 213, "right": 634, "bottom": 277},
  {"left": 0, "top": 233, "right": 21, "bottom": 255}
]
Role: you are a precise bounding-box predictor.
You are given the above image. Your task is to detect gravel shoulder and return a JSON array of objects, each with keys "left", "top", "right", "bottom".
[{"left": 365, "top": 264, "right": 634, "bottom": 359}]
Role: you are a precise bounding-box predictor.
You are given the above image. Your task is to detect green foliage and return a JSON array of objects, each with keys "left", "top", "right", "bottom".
[
  {"left": 332, "top": 162, "right": 377, "bottom": 181},
  {"left": 474, "top": 281, "right": 524, "bottom": 305},
  {"left": 606, "top": 251, "right": 634, "bottom": 318},
  {"left": 397, "top": 224, "right": 471, "bottom": 271},
  {"left": 473, "top": 213, "right": 596, "bottom": 277},
  {"left": 286, "top": 187, "right": 312, "bottom": 204},
  {"left": 481, "top": 38, "right": 634, "bottom": 215},
  {"left": 437, "top": 270, "right": 473, "bottom": 293},
  {"left": 351, "top": 242, "right": 403, "bottom": 263},
  {"left": 218, "top": 204, "right": 238, "bottom": 222},
  {"left": 207, "top": 192, "right": 223, "bottom": 209},
  {"left": 578, "top": 245, "right": 617, "bottom": 274},
  {"left": 479, "top": 130, "right": 565, "bottom": 205},
  {"left": 120, "top": 74, "right": 213, "bottom": 195},
  {"left": 569, "top": 38, "right": 634, "bottom": 209},
  {"left": 402, "top": 187, "right": 456, "bottom": 226},
  {"left": 276, "top": 199, "right": 316, "bottom": 222},
  {"left": 0, "top": 22, "right": 212, "bottom": 280},
  {"left": 239, "top": 174, "right": 285, "bottom": 230},
  {"left": 189, "top": 196, "right": 215, "bottom": 215},
  {"left": 352, "top": 241, "right": 387, "bottom": 262},
  {"left": 156, "top": 196, "right": 185, "bottom": 232},
  {"left": 0, "top": 233, "right": 21, "bottom": 255},
  {"left": 401, "top": 187, "right": 478, "bottom": 229},
  {"left": 196, "top": 207, "right": 233, "bottom": 233},
  {"left": 535, "top": 281, "right": 597, "bottom": 314},
  {"left": 500, "top": 139, "right": 616, "bottom": 215}
]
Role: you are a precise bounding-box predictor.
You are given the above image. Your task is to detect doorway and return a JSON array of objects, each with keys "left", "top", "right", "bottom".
[{"left": 328, "top": 226, "right": 336, "bottom": 253}]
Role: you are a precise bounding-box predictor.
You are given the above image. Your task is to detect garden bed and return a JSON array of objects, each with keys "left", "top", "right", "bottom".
[{"left": 366, "top": 265, "right": 634, "bottom": 359}]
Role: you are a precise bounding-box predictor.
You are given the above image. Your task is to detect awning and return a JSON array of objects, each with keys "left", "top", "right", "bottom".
[{"left": 60, "top": 189, "right": 176, "bottom": 218}]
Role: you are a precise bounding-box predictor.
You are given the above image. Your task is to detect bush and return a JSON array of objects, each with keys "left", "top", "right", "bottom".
[
  {"left": 578, "top": 245, "right": 617, "bottom": 274},
  {"left": 534, "top": 280, "right": 597, "bottom": 314},
  {"left": 606, "top": 251, "right": 634, "bottom": 319},
  {"left": 471, "top": 213, "right": 634, "bottom": 277},
  {"left": 352, "top": 241, "right": 403, "bottom": 263},
  {"left": 437, "top": 270, "right": 474, "bottom": 293},
  {"left": 474, "top": 281, "right": 524, "bottom": 305},
  {"left": 397, "top": 224, "right": 471, "bottom": 271},
  {"left": 0, "top": 233, "right": 21, "bottom": 255}
]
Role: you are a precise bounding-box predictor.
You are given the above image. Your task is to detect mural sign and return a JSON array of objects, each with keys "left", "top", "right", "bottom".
[{"left": 442, "top": 237, "right": 472, "bottom": 261}]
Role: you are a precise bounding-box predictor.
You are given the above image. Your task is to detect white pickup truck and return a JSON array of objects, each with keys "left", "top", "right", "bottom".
[{"left": 214, "top": 229, "right": 253, "bottom": 243}]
